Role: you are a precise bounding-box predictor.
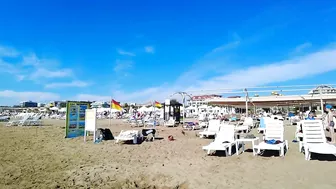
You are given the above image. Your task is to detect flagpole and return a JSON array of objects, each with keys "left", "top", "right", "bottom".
[{"left": 109, "top": 97, "right": 112, "bottom": 127}]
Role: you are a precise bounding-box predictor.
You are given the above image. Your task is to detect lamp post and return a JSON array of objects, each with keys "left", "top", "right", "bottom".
[
  {"left": 244, "top": 88, "right": 249, "bottom": 117},
  {"left": 319, "top": 87, "right": 324, "bottom": 114},
  {"left": 170, "top": 92, "right": 192, "bottom": 126}
]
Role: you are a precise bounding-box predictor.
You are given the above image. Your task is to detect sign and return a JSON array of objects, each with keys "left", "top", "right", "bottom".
[
  {"left": 65, "top": 101, "right": 91, "bottom": 138},
  {"left": 85, "top": 109, "right": 97, "bottom": 132},
  {"left": 84, "top": 108, "right": 97, "bottom": 142}
]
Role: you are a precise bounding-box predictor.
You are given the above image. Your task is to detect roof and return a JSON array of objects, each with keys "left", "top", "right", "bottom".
[
  {"left": 207, "top": 94, "right": 336, "bottom": 107},
  {"left": 308, "top": 85, "right": 336, "bottom": 94},
  {"left": 191, "top": 94, "right": 222, "bottom": 100},
  {"left": 162, "top": 101, "right": 183, "bottom": 106}
]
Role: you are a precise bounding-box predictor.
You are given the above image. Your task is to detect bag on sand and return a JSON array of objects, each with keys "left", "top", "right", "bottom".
[
  {"left": 98, "top": 128, "right": 114, "bottom": 140},
  {"left": 103, "top": 128, "right": 114, "bottom": 140}
]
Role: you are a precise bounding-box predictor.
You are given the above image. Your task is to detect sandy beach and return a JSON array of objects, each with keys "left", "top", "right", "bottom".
[{"left": 1, "top": 119, "right": 336, "bottom": 189}]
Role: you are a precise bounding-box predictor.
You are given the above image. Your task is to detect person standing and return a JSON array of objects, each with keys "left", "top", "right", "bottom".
[
  {"left": 326, "top": 105, "right": 335, "bottom": 143},
  {"left": 305, "top": 111, "right": 315, "bottom": 120}
]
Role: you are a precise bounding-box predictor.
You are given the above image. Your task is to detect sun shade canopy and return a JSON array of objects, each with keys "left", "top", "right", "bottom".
[{"left": 206, "top": 94, "right": 336, "bottom": 107}]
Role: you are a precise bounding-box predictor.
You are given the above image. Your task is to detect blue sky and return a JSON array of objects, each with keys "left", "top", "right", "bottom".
[{"left": 0, "top": 0, "right": 336, "bottom": 105}]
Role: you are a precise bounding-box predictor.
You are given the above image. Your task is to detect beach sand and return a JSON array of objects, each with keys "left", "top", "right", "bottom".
[{"left": 1, "top": 119, "right": 336, "bottom": 189}]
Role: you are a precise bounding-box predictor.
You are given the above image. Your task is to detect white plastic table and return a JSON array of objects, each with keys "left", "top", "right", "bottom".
[{"left": 236, "top": 137, "right": 259, "bottom": 155}]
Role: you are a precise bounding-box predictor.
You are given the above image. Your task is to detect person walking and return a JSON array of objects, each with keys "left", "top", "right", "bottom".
[{"left": 325, "top": 105, "right": 335, "bottom": 143}]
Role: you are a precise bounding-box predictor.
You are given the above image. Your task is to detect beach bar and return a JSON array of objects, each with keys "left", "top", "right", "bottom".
[{"left": 162, "top": 100, "right": 183, "bottom": 123}]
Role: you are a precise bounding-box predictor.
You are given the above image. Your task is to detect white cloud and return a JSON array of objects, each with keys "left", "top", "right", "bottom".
[
  {"left": 0, "top": 45, "right": 19, "bottom": 57},
  {"left": 16, "top": 75, "right": 25, "bottom": 81},
  {"left": 31, "top": 68, "right": 73, "bottom": 79},
  {"left": 0, "top": 90, "right": 60, "bottom": 102},
  {"left": 82, "top": 45, "right": 336, "bottom": 103},
  {"left": 0, "top": 45, "right": 81, "bottom": 84},
  {"left": 75, "top": 94, "right": 111, "bottom": 102},
  {"left": 211, "top": 41, "right": 240, "bottom": 53},
  {"left": 117, "top": 49, "right": 135, "bottom": 56},
  {"left": 144, "top": 46, "right": 154, "bottom": 53},
  {"left": 0, "top": 59, "right": 18, "bottom": 74},
  {"left": 292, "top": 42, "right": 312, "bottom": 54},
  {"left": 21, "top": 53, "right": 40, "bottom": 66},
  {"left": 184, "top": 47, "right": 336, "bottom": 92},
  {"left": 74, "top": 85, "right": 177, "bottom": 103},
  {"left": 112, "top": 87, "right": 164, "bottom": 102},
  {"left": 74, "top": 87, "right": 168, "bottom": 103},
  {"left": 114, "top": 60, "right": 133, "bottom": 72},
  {"left": 211, "top": 33, "right": 241, "bottom": 53},
  {"left": 45, "top": 80, "right": 89, "bottom": 88}
]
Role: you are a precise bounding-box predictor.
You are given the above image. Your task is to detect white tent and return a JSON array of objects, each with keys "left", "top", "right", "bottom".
[
  {"left": 144, "top": 107, "right": 153, "bottom": 112},
  {"left": 186, "top": 106, "right": 195, "bottom": 110},
  {"left": 39, "top": 108, "right": 47, "bottom": 112},
  {"left": 138, "top": 106, "right": 147, "bottom": 112},
  {"left": 111, "top": 108, "right": 122, "bottom": 113},
  {"left": 50, "top": 107, "right": 59, "bottom": 111},
  {"left": 97, "top": 108, "right": 110, "bottom": 113}
]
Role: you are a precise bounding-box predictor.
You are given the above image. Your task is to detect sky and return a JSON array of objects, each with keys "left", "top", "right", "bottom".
[{"left": 0, "top": 0, "right": 336, "bottom": 105}]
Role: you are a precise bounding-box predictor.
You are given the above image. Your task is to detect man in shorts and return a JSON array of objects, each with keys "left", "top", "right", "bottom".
[{"left": 326, "top": 104, "right": 335, "bottom": 143}]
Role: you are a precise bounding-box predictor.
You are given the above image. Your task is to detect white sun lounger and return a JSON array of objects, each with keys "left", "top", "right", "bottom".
[
  {"left": 164, "top": 117, "right": 176, "bottom": 127},
  {"left": 301, "top": 120, "right": 336, "bottom": 160},
  {"left": 253, "top": 120, "right": 288, "bottom": 157},
  {"left": 19, "top": 114, "right": 42, "bottom": 126},
  {"left": 199, "top": 121, "right": 208, "bottom": 128},
  {"left": 202, "top": 125, "right": 236, "bottom": 156},
  {"left": 6, "top": 116, "right": 29, "bottom": 126},
  {"left": 0, "top": 116, "right": 9, "bottom": 122},
  {"left": 199, "top": 120, "right": 220, "bottom": 138},
  {"left": 235, "top": 117, "right": 253, "bottom": 133},
  {"left": 115, "top": 130, "right": 143, "bottom": 144},
  {"left": 27, "top": 115, "right": 42, "bottom": 126},
  {"left": 144, "top": 118, "right": 159, "bottom": 128}
]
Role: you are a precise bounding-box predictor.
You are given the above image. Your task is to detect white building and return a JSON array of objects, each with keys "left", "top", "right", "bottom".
[
  {"left": 187, "top": 94, "right": 222, "bottom": 107},
  {"left": 308, "top": 85, "right": 336, "bottom": 95},
  {"left": 207, "top": 94, "right": 336, "bottom": 113},
  {"left": 91, "top": 101, "right": 110, "bottom": 108},
  {"left": 37, "top": 103, "right": 46, "bottom": 107}
]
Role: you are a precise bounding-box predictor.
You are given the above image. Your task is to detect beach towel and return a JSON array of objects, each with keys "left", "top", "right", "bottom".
[
  {"left": 259, "top": 117, "right": 265, "bottom": 128},
  {"left": 265, "top": 139, "right": 282, "bottom": 144}
]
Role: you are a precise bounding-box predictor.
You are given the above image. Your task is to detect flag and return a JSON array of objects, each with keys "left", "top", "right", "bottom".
[
  {"left": 154, "top": 101, "right": 162, "bottom": 108},
  {"left": 111, "top": 99, "right": 122, "bottom": 111}
]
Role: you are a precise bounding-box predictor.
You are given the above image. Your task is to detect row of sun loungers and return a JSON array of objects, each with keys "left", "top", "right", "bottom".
[
  {"left": 123, "top": 116, "right": 176, "bottom": 127},
  {"left": 200, "top": 118, "right": 288, "bottom": 157},
  {"left": 199, "top": 117, "right": 336, "bottom": 160},
  {"left": 6, "top": 114, "right": 42, "bottom": 126}
]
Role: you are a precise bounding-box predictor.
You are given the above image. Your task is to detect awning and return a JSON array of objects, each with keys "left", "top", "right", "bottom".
[{"left": 207, "top": 94, "right": 336, "bottom": 107}]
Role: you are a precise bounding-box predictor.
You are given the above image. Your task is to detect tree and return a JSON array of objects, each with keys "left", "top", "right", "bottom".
[{"left": 123, "top": 103, "right": 129, "bottom": 108}]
